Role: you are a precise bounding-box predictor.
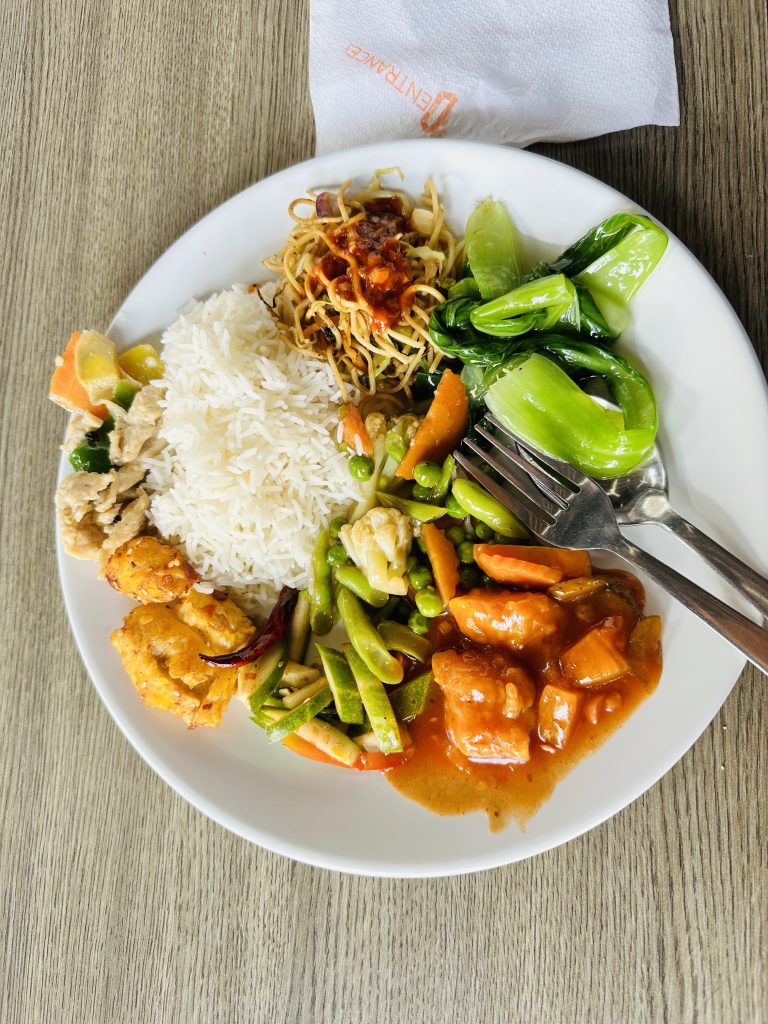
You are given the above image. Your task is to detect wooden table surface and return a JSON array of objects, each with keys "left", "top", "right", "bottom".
[{"left": 2, "top": 2, "right": 766, "bottom": 1021}]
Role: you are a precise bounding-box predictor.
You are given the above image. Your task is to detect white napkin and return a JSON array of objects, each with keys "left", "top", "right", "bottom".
[{"left": 309, "top": 0, "right": 679, "bottom": 154}]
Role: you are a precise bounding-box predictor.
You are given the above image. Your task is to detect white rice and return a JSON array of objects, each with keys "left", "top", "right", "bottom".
[{"left": 145, "top": 285, "right": 362, "bottom": 618}]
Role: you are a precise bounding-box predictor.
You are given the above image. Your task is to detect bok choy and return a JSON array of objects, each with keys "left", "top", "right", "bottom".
[{"left": 485, "top": 339, "right": 657, "bottom": 477}]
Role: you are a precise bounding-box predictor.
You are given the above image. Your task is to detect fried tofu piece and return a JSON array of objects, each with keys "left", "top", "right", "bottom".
[
  {"left": 104, "top": 535, "right": 200, "bottom": 603},
  {"left": 111, "top": 590, "right": 254, "bottom": 728}
]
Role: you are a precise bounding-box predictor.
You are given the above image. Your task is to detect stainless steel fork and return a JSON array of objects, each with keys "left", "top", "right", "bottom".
[{"left": 454, "top": 415, "right": 768, "bottom": 676}]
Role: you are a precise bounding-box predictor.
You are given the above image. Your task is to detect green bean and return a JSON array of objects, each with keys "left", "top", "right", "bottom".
[
  {"left": 413, "top": 460, "right": 441, "bottom": 488},
  {"left": 378, "top": 620, "right": 433, "bottom": 663},
  {"left": 335, "top": 566, "right": 390, "bottom": 608},
  {"left": 431, "top": 454, "right": 455, "bottom": 501},
  {"left": 309, "top": 531, "right": 334, "bottom": 635},
  {"left": 415, "top": 586, "right": 444, "bottom": 618},
  {"left": 376, "top": 492, "right": 446, "bottom": 523},
  {"left": 337, "top": 588, "right": 404, "bottom": 685},
  {"left": 451, "top": 479, "right": 528, "bottom": 538}
]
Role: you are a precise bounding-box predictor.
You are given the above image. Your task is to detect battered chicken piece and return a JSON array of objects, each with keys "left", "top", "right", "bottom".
[
  {"left": 432, "top": 647, "right": 535, "bottom": 764},
  {"left": 55, "top": 462, "right": 151, "bottom": 562},
  {"left": 104, "top": 535, "right": 199, "bottom": 603},
  {"left": 111, "top": 590, "right": 254, "bottom": 728},
  {"left": 448, "top": 589, "right": 564, "bottom": 652}
]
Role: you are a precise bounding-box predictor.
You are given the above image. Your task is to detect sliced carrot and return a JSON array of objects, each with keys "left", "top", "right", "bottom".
[
  {"left": 396, "top": 370, "right": 469, "bottom": 479},
  {"left": 422, "top": 523, "right": 460, "bottom": 604},
  {"left": 48, "top": 330, "right": 108, "bottom": 418},
  {"left": 474, "top": 547, "right": 563, "bottom": 588},
  {"left": 282, "top": 733, "right": 353, "bottom": 767},
  {"left": 341, "top": 403, "right": 373, "bottom": 456},
  {"left": 561, "top": 623, "right": 630, "bottom": 687},
  {"left": 474, "top": 545, "right": 591, "bottom": 580}
]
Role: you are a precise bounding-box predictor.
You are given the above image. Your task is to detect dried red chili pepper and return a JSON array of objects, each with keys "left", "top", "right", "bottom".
[{"left": 200, "top": 585, "right": 298, "bottom": 668}]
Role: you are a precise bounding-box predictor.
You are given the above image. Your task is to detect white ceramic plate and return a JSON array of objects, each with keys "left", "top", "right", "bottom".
[{"left": 57, "top": 140, "right": 768, "bottom": 877}]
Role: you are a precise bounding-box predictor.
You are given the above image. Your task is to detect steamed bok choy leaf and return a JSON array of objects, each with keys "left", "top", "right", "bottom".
[
  {"left": 469, "top": 274, "right": 578, "bottom": 337},
  {"left": 464, "top": 198, "right": 521, "bottom": 300},
  {"left": 528, "top": 213, "right": 668, "bottom": 338},
  {"left": 485, "top": 339, "right": 657, "bottom": 477}
]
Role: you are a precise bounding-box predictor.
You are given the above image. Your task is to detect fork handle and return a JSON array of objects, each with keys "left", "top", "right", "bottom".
[
  {"left": 658, "top": 509, "right": 768, "bottom": 620},
  {"left": 610, "top": 537, "right": 768, "bottom": 676}
]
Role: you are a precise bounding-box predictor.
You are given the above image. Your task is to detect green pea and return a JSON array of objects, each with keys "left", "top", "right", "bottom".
[
  {"left": 349, "top": 455, "right": 374, "bottom": 481},
  {"left": 386, "top": 430, "right": 408, "bottom": 464},
  {"left": 329, "top": 516, "right": 347, "bottom": 540},
  {"left": 457, "top": 541, "right": 476, "bottom": 564},
  {"left": 407, "top": 565, "right": 433, "bottom": 591},
  {"left": 444, "top": 493, "right": 466, "bottom": 519},
  {"left": 415, "top": 586, "right": 444, "bottom": 618},
  {"left": 445, "top": 525, "right": 466, "bottom": 546},
  {"left": 408, "top": 610, "right": 430, "bottom": 636},
  {"left": 459, "top": 565, "right": 482, "bottom": 589},
  {"left": 474, "top": 520, "right": 494, "bottom": 541},
  {"left": 411, "top": 483, "right": 433, "bottom": 501},
  {"left": 405, "top": 553, "right": 420, "bottom": 573},
  {"left": 327, "top": 543, "right": 349, "bottom": 567},
  {"left": 413, "top": 460, "right": 441, "bottom": 489}
]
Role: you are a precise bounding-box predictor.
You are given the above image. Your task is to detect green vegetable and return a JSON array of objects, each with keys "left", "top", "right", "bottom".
[
  {"left": 413, "top": 460, "right": 441, "bottom": 489},
  {"left": 451, "top": 479, "right": 528, "bottom": 538},
  {"left": 264, "top": 685, "right": 333, "bottom": 743},
  {"left": 390, "top": 670, "right": 433, "bottom": 721},
  {"left": 415, "top": 586, "right": 443, "bottom": 618},
  {"left": 447, "top": 276, "right": 481, "bottom": 300},
  {"left": 385, "top": 428, "right": 408, "bottom": 464},
  {"left": 329, "top": 516, "right": 347, "bottom": 540},
  {"left": 445, "top": 524, "right": 466, "bottom": 545},
  {"left": 371, "top": 594, "right": 401, "bottom": 624},
  {"left": 378, "top": 620, "right": 433, "bottom": 663},
  {"left": 287, "top": 591, "right": 311, "bottom": 663},
  {"left": 405, "top": 554, "right": 420, "bottom": 572},
  {"left": 291, "top": 717, "right": 361, "bottom": 766},
  {"left": 406, "top": 565, "right": 433, "bottom": 591},
  {"left": 459, "top": 565, "right": 482, "bottom": 589},
  {"left": 411, "top": 484, "right": 433, "bottom": 502},
  {"left": 473, "top": 520, "right": 494, "bottom": 541},
  {"left": 470, "top": 274, "right": 578, "bottom": 338},
  {"left": 309, "top": 531, "right": 334, "bottom": 635},
  {"left": 349, "top": 454, "right": 374, "bottom": 481},
  {"left": 425, "top": 453, "right": 455, "bottom": 502},
  {"left": 337, "top": 588, "right": 404, "bottom": 686},
  {"left": 244, "top": 640, "right": 288, "bottom": 714},
  {"left": 408, "top": 610, "right": 430, "bottom": 636},
  {"left": 485, "top": 341, "right": 657, "bottom": 477},
  {"left": 414, "top": 535, "right": 427, "bottom": 555},
  {"left": 457, "top": 541, "right": 475, "bottom": 564},
  {"left": 465, "top": 198, "right": 521, "bottom": 299},
  {"left": 281, "top": 677, "right": 327, "bottom": 710},
  {"left": 530, "top": 213, "right": 669, "bottom": 337},
  {"left": 112, "top": 380, "right": 137, "bottom": 411},
  {"left": 376, "top": 492, "right": 447, "bottom": 523},
  {"left": 334, "top": 566, "right": 389, "bottom": 608},
  {"left": 443, "top": 493, "right": 466, "bottom": 519},
  {"left": 327, "top": 543, "right": 348, "bottom": 567},
  {"left": 344, "top": 646, "right": 403, "bottom": 754},
  {"left": 69, "top": 444, "right": 113, "bottom": 474},
  {"left": 316, "top": 646, "right": 364, "bottom": 724}
]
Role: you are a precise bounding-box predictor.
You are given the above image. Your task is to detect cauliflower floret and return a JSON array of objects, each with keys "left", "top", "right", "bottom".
[
  {"left": 364, "top": 412, "right": 387, "bottom": 443},
  {"left": 339, "top": 507, "right": 412, "bottom": 596}
]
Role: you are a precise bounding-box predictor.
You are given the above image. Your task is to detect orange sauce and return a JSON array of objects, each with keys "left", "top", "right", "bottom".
[{"left": 386, "top": 573, "right": 662, "bottom": 832}]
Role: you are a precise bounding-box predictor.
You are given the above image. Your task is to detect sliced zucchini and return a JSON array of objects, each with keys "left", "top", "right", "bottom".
[
  {"left": 316, "top": 645, "right": 364, "bottom": 724},
  {"left": 287, "top": 590, "right": 311, "bottom": 662},
  {"left": 265, "top": 686, "right": 334, "bottom": 743},
  {"left": 281, "top": 661, "right": 321, "bottom": 688},
  {"left": 293, "top": 718, "right": 361, "bottom": 766},
  {"left": 344, "top": 645, "right": 402, "bottom": 754},
  {"left": 237, "top": 638, "right": 287, "bottom": 712},
  {"left": 378, "top": 620, "right": 433, "bottom": 664},
  {"left": 390, "top": 670, "right": 433, "bottom": 721},
  {"left": 282, "top": 677, "right": 328, "bottom": 709}
]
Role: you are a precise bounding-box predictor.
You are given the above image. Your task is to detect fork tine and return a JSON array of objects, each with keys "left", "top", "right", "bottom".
[
  {"left": 484, "top": 413, "right": 589, "bottom": 487},
  {"left": 473, "top": 424, "right": 572, "bottom": 507},
  {"left": 454, "top": 449, "right": 555, "bottom": 536},
  {"left": 462, "top": 437, "right": 564, "bottom": 517}
]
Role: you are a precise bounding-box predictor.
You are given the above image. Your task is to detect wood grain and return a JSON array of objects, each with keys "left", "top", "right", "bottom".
[{"left": 1, "top": 1, "right": 766, "bottom": 1022}]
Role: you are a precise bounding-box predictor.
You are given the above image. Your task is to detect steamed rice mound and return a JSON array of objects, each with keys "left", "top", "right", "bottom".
[{"left": 145, "top": 285, "right": 362, "bottom": 619}]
